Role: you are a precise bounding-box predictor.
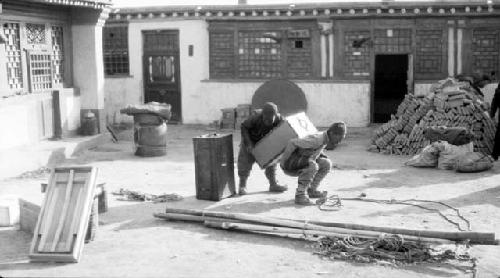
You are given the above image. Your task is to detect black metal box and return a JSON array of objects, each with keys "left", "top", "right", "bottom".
[{"left": 193, "top": 133, "right": 236, "bottom": 201}]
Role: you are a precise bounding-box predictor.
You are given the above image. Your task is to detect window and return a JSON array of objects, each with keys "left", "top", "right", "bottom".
[
  {"left": 209, "top": 25, "right": 313, "bottom": 79},
  {"left": 472, "top": 29, "right": 499, "bottom": 76},
  {"left": 237, "top": 31, "right": 282, "bottom": 78},
  {"left": 103, "top": 25, "right": 129, "bottom": 75},
  {"left": 28, "top": 52, "right": 52, "bottom": 92},
  {"left": 3, "top": 22, "right": 23, "bottom": 90},
  {"left": 51, "top": 25, "right": 65, "bottom": 86}
]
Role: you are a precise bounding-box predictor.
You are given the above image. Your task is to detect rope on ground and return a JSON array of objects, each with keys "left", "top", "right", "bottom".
[
  {"left": 313, "top": 234, "right": 477, "bottom": 276},
  {"left": 316, "top": 196, "right": 471, "bottom": 232},
  {"left": 112, "top": 188, "right": 183, "bottom": 202}
]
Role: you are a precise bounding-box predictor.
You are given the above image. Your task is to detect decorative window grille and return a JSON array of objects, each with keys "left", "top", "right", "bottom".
[
  {"left": 26, "top": 23, "right": 46, "bottom": 44},
  {"left": 237, "top": 31, "right": 282, "bottom": 78},
  {"left": 209, "top": 25, "right": 314, "bottom": 79},
  {"left": 472, "top": 29, "right": 499, "bottom": 76},
  {"left": 344, "top": 30, "right": 371, "bottom": 76},
  {"left": 103, "top": 25, "right": 129, "bottom": 75},
  {"left": 415, "top": 29, "right": 444, "bottom": 75},
  {"left": 51, "top": 25, "right": 64, "bottom": 85},
  {"left": 3, "top": 23, "right": 23, "bottom": 90},
  {"left": 28, "top": 52, "right": 53, "bottom": 92},
  {"left": 209, "top": 32, "right": 235, "bottom": 78}
]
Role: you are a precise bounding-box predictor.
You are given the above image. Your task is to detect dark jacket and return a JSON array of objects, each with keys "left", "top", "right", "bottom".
[{"left": 240, "top": 113, "right": 284, "bottom": 146}]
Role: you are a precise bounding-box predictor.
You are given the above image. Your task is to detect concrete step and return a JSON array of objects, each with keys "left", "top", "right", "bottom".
[{"left": 0, "top": 133, "right": 112, "bottom": 180}]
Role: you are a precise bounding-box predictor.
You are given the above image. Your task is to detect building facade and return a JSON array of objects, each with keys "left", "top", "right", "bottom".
[
  {"left": 0, "top": 0, "right": 110, "bottom": 149},
  {"left": 104, "top": 1, "right": 500, "bottom": 127}
]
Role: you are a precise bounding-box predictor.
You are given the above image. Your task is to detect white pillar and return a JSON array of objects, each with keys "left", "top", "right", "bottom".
[
  {"left": 328, "top": 33, "right": 334, "bottom": 78},
  {"left": 318, "top": 22, "right": 333, "bottom": 78},
  {"left": 71, "top": 8, "right": 109, "bottom": 132},
  {"left": 320, "top": 35, "right": 327, "bottom": 77},
  {"left": 456, "top": 20, "right": 465, "bottom": 75},
  {"left": 447, "top": 22, "right": 455, "bottom": 77}
]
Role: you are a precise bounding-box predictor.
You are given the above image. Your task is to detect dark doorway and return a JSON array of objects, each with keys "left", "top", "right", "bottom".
[
  {"left": 142, "top": 30, "right": 181, "bottom": 123},
  {"left": 373, "top": 54, "right": 408, "bottom": 123}
]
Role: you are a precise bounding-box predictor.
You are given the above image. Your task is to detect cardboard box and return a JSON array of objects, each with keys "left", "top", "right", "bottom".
[{"left": 252, "top": 112, "right": 317, "bottom": 168}]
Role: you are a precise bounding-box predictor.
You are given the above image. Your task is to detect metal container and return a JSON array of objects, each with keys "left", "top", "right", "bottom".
[{"left": 193, "top": 133, "right": 235, "bottom": 201}]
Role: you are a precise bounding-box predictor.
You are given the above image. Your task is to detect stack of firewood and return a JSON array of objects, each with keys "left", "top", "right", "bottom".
[{"left": 369, "top": 78, "right": 496, "bottom": 155}]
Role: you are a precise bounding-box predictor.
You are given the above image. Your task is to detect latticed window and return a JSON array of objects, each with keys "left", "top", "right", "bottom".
[
  {"left": 26, "top": 23, "right": 46, "bottom": 44},
  {"left": 344, "top": 30, "right": 371, "bottom": 77},
  {"left": 51, "top": 25, "right": 64, "bottom": 86},
  {"left": 28, "top": 52, "right": 52, "bottom": 92},
  {"left": 415, "top": 29, "right": 444, "bottom": 75},
  {"left": 209, "top": 26, "right": 313, "bottom": 79},
  {"left": 209, "top": 32, "right": 235, "bottom": 78},
  {"left": 237, "top": 31, "right": 282, "bottom": 78},
  {"left": 103, "top": 25, "right": 129, "bottom": 75},
  {"left": 472, "top": 29, "right": 499, "bottom": 76},
  {"left": 3, "top": 23, "right": 23, "bottom": 90}
]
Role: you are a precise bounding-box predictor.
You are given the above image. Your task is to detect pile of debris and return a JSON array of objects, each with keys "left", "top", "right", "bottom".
[{"left": 370, "top": 78, "right": 496, "bottom": 155}]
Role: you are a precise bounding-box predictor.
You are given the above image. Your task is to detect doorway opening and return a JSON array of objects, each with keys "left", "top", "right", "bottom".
[{"left": 373, "top": 54, "right": 408, "bottom": 123}]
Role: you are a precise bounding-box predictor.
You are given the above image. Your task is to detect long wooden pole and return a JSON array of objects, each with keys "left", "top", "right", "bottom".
[
  {"left": 203, "top": 221, "right": 454, "bottom": 245},
  {"left": 162, "top": 208, "right": 497, "bottom": 245}
]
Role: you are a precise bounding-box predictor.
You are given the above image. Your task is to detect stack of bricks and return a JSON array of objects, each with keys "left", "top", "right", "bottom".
[{"left": 369, "top": 78, "right": 497, "bottom": 156}]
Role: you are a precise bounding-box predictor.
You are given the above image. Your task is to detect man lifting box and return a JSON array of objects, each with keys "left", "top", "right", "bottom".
[{"left": 238, "top": 102, "right": 288, "bottom": 195}]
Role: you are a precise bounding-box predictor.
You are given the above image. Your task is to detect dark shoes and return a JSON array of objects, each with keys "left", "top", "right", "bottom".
[
  {"left": 269, "top": 184, "right": 288, "bottom": 193},
  {"left": 295, "top": 193, "right": 315, "bottom": 206},
  {"left": 238, "top": 187, "right": 248, "bottom": 196},
  {"left": 307, "top": 189, "right": 325, "bottom": 198}
]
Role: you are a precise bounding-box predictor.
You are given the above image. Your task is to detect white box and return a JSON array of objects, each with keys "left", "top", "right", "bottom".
[
  {"left": 252, "top": 112, "right": 317, "bottom": 168},
  {"left": 0, "top": 196, "right": 20, "bottom": 227}
]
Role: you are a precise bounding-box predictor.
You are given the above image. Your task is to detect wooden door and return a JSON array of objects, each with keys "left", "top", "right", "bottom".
[{"left": 142, "top": 30, "right": 181, "bottom": 123}]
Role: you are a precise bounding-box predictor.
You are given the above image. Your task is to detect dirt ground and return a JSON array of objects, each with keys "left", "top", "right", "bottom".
[{"left": 1, "top": 125, "right": 500, "bottom": 278}]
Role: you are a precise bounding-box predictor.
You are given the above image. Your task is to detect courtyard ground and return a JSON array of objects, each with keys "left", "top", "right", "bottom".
[{"left": 0, "top": 125, "right": 499, "bottom": 278}]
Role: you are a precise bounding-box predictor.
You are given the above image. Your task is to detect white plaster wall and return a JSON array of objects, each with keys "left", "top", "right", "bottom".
[
  {"left": 169, "top": 80, "right": 370, "bottom": 127},
  {"left": 104, "top": 78, "right": 140, "bottom": 124},
  {"left": 0, "top": 104, "right": 31, "bottom": 150},
  {"left": 62, "top": 88, "right": 81, "bottom": 132},
  {"left": 72, "top": 24, "right": 105, "bottom": 110}
]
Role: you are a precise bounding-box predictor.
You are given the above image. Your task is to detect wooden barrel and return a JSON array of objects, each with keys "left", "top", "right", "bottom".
[{"left": 133, "top": 114, "right": 167, "bottom": 157}]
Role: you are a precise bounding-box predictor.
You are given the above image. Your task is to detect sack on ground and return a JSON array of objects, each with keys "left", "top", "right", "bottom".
[
  {"left": 437, "top": 141, "right": 474, "bottom": 170},
  {"left": 405, "top": 143, "right": 440, "bottom": 167},
  {"left": 456, "top": 152, "right": 494, "bottom": 173},
  {"left": 423, "top": 126, "right": 474, "bottom": 145}
]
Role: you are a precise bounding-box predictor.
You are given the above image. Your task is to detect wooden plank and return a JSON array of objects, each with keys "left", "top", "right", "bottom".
[
  {"left": 70, "top": 168, "right": 97, "bottom": 261},
  {"left": 37, "top": 175, "right": 62, "bottom": 252},
  {"left": 50, "top": 170, "right": 74, "bottom": 252},
  {"left": 31, "top": 169, "right": 55, "bottom": 254},
  {"left": 63, "top": 185, "right": 82, "bottom": 252}
]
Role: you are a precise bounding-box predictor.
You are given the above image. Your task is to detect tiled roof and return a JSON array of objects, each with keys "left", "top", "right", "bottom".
[
  {"left": 108, "top": 1, "right": 499, "bottom": 21},
  {"left": 19, "top": 0, "right": 111, "bottom": 9}
]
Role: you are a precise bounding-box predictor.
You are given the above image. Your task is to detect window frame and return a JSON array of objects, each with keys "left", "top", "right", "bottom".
[
  {"left": 102, "top": 23, "right": 130, "bottom": 77},
  {"left": 208, "top": 21, "right": 316, "bottom": 80}
]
